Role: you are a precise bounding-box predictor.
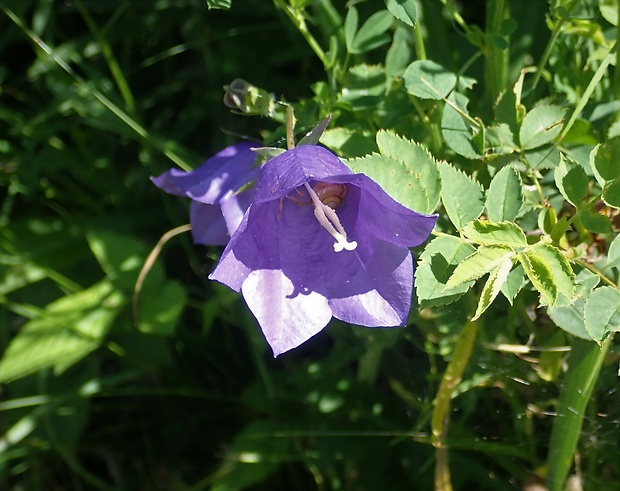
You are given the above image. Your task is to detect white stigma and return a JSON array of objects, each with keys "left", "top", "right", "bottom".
[{"left": 303, "top": 182, "right": 357, "bottom": 252}]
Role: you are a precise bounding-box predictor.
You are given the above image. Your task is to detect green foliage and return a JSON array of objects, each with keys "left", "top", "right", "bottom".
[{"left": 2, "top": 0, "right": 620, "bottom": 490}]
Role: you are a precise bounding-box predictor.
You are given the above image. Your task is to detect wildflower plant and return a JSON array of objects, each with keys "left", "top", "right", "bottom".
[{"left": 1, "top": 1, "right": 620, "bottom": 490}]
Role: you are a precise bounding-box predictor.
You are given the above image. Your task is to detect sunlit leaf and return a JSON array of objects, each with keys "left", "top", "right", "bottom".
[
  {"left": 445, "top": 245, "right": 514, "bottom": 290},
  {"left": 415, "top": 236, "right": 476, "bottom": 308},
  {"left": 403, "top": 60, "right": 457, "bottom": 100},
  {"left": 462, "top": 220, "right": 528, "bottom": 247},
  {"left": 485, "top": 165, "right": 523, "bottom": 221},
  {"left": 385, "top": 0, "right": 418, "bottom": 26},
  {"left": 519, "top": 105, "right": 566, "bottom": 150},
  {"left": 584, "top": 286, "right": 620, "bottom": 343},
  {"left": 471, "top": 256, "right": 514, "bottom": 320},
  {"left": 438, "top": 162, "right": 484, "bottom": 229}
]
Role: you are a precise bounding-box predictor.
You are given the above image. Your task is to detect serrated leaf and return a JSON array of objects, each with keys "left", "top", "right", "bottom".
[
  {"left": 519, "top": 105, "right": 567, "bottom": 150},
  {"left": 590, "top": 140, "right": 620, "bottom": 186},
  {"left": 348, "top": 143, "right": 439, "bottom": 214},
  {"left": 403, "top": 60, "right": 457, "bottom": 100},
  {"left": 472, "top": 256, "right": 514, "bottom": 320},
  {"left": 602, "top": 178, "right": 620, "bottom": 209},
  {"left": 484, "top": 124, "right": 517, "bottom": 157},
  {"left": 462, "top": 220, "right": 528, "bottom": 247},
  {"left": 500, "top": 263, "right": 524, "bottom": 304},
  {"left": 374, "top": 130, "right": 441, "bottom": 213},
  {"left": 554, "top": 156, "right": 589, "bottom": 207},
  {"left": 584, "top": 286, "right": 620, "bottom": 343},
  {"left": 519, "top": 244, "right": 575, "bottom": 305},
  {"left": 441, "top": 92, "right": 483, "bottom": 159},
  {"left": 351, "top": 10, "right": 393, "bottom": 54},
  {"left": 486, "top": 166, "right": 523, "bottom": 221},
  {"left": 445, "top": 245, "right": 515, "bottom": 289},
  {"left": 547, "top": 299, "right": 593, "bottom": 340},
  {"left": 0, "top": 281, "right": 124, "bottom": 383},
  {"left": 438, "top": 162, "right": 484, "bottom": 229},
  {"left": 415, "top": 236, "right": 476, "bottom": 308},
  {"left": 385, "top": 0, "right": 417, "bottom": 26}
]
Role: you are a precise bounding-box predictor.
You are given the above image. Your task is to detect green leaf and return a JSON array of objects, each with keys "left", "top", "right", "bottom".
[
  {"left": 519, "top": 243, "right": 575, "bottom": 305},
  {"left": 605, "top": 233, "right": 620, "bottom": 270},
  {"left": 602, "top": 178, "right": 620, "bottom": 209},
  {"left": 445, "top": 245, "right": 515, "bottom": 290},
  {"left": 590, "top": 140, "right": 620, "bottom": 186},
  {"left": 206, "top": 0, "right": 231, "bottom": 9},
  {"left": 547, "top": 266, "right": 601, "bottom": 339},
  {"left": 600, "top": 0, "right": 618, "bottom": 25},
  {"left": 525, "top": 145, "right": 562, "bottom": 169},
  {"left": 554, "top": 156, "right": 589, "bottom": 207},
  {"left": 350, "top": 10, "right": 393, "bottom": 54},
  {"left": 385, "top": 0, "right": 418, "bottom": 26},
  {"left": 548, "top": 298, "right": 592, "bottom": 340},
  {"left": 138, "top": 280, "right": 187, "bottom": 337},
  {"left": 485, "top": 166, "right": 523, "bottom": 221},
  {"left": 344, "top": 6, "right": 358, "bottom": 53},
  {"left": 441, "top": 92, "right": 483, "bottom": 159},
  {"left": 462, "top": 220, "right": 528, "bottom": 247},
  {"left": 87, "top": 229, "right": 151, "bottom": 291},
  {"left": 584, "top": 286, "right": 620, "bottom": 343},
  {"left": 471, "top": 256, "right": 514, "bottom": 321},
  {"left": 385, "top": 26, "right": 411, "bottom": 78},
  {"left": 415, "top": 236, "right": 476, "bottom": 308},
  {"left": 484, "top": 124, "right": 517, "bottom": 157},
  {"left": 338, "top": 64, "right": 386, "bottom": 110},
  {"left": 374, "top": 130, "right": 440, "bottom": 213},
  {"left": 321, "top": 127, "right": 377, "bottom": 158},
  {"left": 579, "top": 210, "right": 613, "bottom": 234},
  {"left": 402, "top": 60, "right": 457, "bottom": 100},
  {"left": 0, "top": 281, "right": 124, "bottom": 383},
  {"left": 437, "top": 162, "right": 484, "bottom": 229},
  {"left": 519, "top": 105, "right": 567, "bottom": 150},
  {"left": 500, "top": 264, "right": 524, "bottom": 304}
]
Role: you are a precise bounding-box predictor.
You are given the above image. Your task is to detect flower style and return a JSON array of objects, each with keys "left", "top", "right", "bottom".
[
  {"left": 209, "top": 144, "right": 438, "bottom": 356},
  {"left": 151, "top": 141, "right": 260, "bottom": 245}
]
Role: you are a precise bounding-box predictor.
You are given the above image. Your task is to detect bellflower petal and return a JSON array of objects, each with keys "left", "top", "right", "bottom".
[
  {"left": 151, "top": 141, "right": 260, "bottom": 245},
  {"left": 242, "top": 269, "right": 333, "bottom": 356},
  {"left": 210, "top": 145, "right": 438, "bottom": 356}
]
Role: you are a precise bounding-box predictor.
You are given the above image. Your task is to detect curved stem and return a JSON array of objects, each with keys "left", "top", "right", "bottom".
[
  {"left": 273, "top": 0, "right": 329, "bottom": 67},
  {"left": 431, "top": 320, "right": 478, "bottom": 491}
]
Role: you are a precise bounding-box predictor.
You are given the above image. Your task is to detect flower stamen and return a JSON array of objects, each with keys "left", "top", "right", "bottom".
[{"left": 303, "top": 182, "right": 357, "bottom": 252}]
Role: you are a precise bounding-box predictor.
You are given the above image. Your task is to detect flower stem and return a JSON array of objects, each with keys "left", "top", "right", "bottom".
[
  {"left": 273, "top": 0, "right": 329, "bottom": 67},
  {"left": 431, "top": 320, "right": 478, "bottom": 491}
]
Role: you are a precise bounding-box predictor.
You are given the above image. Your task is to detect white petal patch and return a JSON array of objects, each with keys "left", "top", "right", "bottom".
[{"left": 242, "top": 269, "right": 332, "bottom": 356}]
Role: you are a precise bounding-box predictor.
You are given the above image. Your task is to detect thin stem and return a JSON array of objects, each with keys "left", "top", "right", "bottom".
[
  {"left": 432, "top": 320, "right": 478, "bottom": 491},
  {"left": 484, "top": 0, "right": 507, "bottom": 105},
  {"left": 75, "top": 0, "right": 136, "bottom": 114},
  {"left": 273, "top": 0, "right": 329, "bottom": 67}
]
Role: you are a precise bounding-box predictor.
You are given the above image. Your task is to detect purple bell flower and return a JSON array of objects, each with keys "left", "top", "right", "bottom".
[
  {"left": 209, "top": 145, "right": 438, "bottom": 356},
  {"left": 151, "top": 141, "right": 260, "bottom": 245}
]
